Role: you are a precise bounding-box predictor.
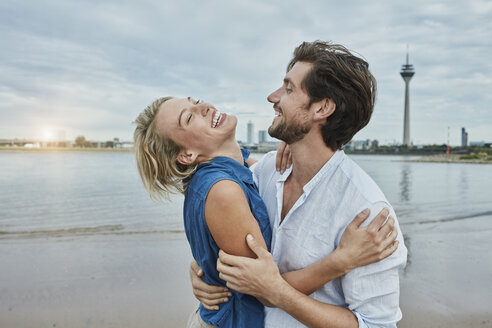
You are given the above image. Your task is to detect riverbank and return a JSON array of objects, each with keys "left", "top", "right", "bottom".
[
  {"left": 403, "top": 154, "right": 492, "bottom": 164},
  {"left": 0, "top": 146, "right": 134, "bottom": 153}
]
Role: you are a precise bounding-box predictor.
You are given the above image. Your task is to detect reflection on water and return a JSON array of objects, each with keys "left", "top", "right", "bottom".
[
  {"left": 399, "top": 163, "right": 411, "bottom": 203},
  {"left": 459, "top": 166, "right": 469, "bottom": 203},
  {"left": 0, "top": 152, "right": 491, "bottom": 236}
]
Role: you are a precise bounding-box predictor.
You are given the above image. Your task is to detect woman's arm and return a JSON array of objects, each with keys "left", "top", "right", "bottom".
[
  {"left": 204, "top": 179, "right": 272, "bottom": 306},
  {"left": 205, "top": 179, "right": 268, "bottom": 258}
]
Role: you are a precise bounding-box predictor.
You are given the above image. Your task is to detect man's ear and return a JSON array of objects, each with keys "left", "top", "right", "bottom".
[
  {"left": 177, "top": 149, "right": 198, "bottom": 166},
  {"left": 313, "top": 98, "right": 336, "bottom": 121}
]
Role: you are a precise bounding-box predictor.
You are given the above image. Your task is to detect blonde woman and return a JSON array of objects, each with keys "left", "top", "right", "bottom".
[{"left": 134, "top": 96, "right": 398, "bottom": 328}]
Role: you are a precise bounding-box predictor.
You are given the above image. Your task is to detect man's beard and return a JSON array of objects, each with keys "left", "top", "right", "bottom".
[{"left": 268, "top": 116, "right": 312, "bottom": 144}]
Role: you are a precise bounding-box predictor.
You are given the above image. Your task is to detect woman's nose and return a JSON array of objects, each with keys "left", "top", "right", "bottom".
[{"left": 197, "top": 103, "right": 210, "bottom": 116}]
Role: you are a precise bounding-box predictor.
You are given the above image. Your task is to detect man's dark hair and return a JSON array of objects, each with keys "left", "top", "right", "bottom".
[{"left": 287, "top": 41, "right": 377, "bottom": 150}]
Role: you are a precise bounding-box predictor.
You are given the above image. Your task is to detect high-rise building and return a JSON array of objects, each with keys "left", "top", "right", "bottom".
[
  {"left": 461, "top": 127, "right": 468, "bottom": 147},
  {"left": 247, "top": 121, "right": 254, "bottom": 144},
  {"left": 400, "top": 48, "right": 415, "bottom": 146},
  {"left": 258, "top": 130, "right": 267, "bottom": 144}
]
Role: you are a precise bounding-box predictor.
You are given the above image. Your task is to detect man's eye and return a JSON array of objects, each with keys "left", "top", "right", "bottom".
[
  {"left": 286, "top": 88, "right": 292, "bottom": 93},
  {"left": 187, "top": 114, "right": 192, "bottom": 124},
  {"left": 195, "top": 99, "right": 201, "bottom": 104}
]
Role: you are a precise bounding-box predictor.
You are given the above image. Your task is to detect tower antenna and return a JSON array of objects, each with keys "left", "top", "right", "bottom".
[{"left": 400, "top": 45, "right": 415, "bottom": 146}]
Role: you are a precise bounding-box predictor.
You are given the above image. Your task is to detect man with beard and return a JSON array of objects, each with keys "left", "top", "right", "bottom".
[{"left": 191, "top": 41, "right": 407, "bottom": 328}]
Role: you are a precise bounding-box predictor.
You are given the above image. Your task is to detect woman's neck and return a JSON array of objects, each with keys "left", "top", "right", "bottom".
[{"left": 198, "top": 140, "right": 244, "bottom": 164}]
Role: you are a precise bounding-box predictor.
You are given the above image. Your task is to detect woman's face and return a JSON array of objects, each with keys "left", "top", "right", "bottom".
[{"left": 155, "top": 97, "right": 237, "bottom": 164}]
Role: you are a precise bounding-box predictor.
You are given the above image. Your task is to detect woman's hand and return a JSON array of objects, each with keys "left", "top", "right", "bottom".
[
  {"left": 276, "top": 142, "right": 292, "bottom": 174},
  {"left": 189, "top": 260, "right": 232, "bottom": 311},
  {"left": 335, "top": 208, "right": 399, "bottom": 272}
]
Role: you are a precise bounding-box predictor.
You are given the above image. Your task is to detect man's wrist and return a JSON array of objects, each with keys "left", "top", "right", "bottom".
[
  {"left": 267, "top": 277, "right": 295, "bottom": 308},
  {"left": 331, "top": 248, "right": 354, "bottom": 275}
]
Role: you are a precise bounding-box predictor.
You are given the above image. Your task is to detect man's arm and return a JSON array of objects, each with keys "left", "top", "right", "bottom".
[
  {"left": 218, "top": 235, "right": 359, "bottom": 328},
  {"left": 280, "top": 208, "right": 398, "bottom": 295},
  {"left": 218, "top": 204, "right": 407, "bottom": 328},
  {"left": 190, "top": 208, "right": 398, "bottom": 307}
]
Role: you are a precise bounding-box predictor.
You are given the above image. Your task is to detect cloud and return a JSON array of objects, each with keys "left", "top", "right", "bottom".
[{"left": 0, "top": 0, "right": 490, "bottom": 144}]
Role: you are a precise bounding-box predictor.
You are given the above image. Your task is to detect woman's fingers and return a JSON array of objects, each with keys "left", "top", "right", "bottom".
[
  {"left": 276, "top": 142, "right": 288, "bottom": 171},
  {"left": 380, "top": 240, "right": 399, "bottom": 260},
  {"left": 378, "top": 216, "right": 397, "bottom": 240},
  {"left": 368, "top": 208, "right": 389, "bottom": 231}
]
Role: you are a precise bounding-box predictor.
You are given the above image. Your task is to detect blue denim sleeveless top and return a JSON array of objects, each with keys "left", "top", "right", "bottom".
[{"left": 183, "top": 149, "right": 272, "bottom": 327}]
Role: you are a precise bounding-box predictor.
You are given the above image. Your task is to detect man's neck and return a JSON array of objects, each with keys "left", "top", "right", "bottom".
[{"left": 287, "top": 135, "right": 336, "bottom": 188}]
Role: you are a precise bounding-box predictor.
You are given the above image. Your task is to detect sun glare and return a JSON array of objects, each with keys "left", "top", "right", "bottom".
[{"left": 43, "top": 130, "right": 53, "bottom": 141}]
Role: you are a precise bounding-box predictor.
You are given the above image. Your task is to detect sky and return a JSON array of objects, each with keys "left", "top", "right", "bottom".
[{"left": 1, "top": 0, "right": 491, "bottom": 145}]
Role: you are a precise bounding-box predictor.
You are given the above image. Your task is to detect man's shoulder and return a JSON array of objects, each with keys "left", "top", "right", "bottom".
[
  {"left": 334, "top": 153, "right": 387, "bottom": 205},
  {"left": 253, "top": 151, "right": 277, "bottom": 175}
]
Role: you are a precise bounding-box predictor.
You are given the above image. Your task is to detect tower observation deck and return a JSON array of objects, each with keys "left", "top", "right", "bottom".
[{"left": 400, "top": 50, "right": 415, "bottom": 146}]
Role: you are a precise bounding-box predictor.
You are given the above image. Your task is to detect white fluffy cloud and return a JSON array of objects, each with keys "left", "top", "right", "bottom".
[{"left": 1, "top": 0, "right": 490, "bottom": 145}]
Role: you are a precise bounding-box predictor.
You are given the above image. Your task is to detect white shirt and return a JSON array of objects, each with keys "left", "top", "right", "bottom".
[{"left": 251, "top": 150, "right": 407, "bottom": 328}]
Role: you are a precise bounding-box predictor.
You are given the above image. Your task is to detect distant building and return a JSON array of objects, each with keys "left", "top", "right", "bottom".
[
  {"left": 247, "top": 121, "right": 254, "bottom": 144},
  {"left": 470, "top": 141, "right": 486, "bottom": 147},
  {"left": 258, "top": 130, "right": 267, "bottom": 144},
  {"left": 345, "top": 139, "right": 379, "bottom": 151},
  {"left": 461, "top": 128, "right": 468, "bottom": 147}
]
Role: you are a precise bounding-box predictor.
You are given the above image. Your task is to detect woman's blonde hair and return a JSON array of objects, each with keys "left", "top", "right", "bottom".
[{"left": 134, "top": 97, "right": 198, "bottom": 200}]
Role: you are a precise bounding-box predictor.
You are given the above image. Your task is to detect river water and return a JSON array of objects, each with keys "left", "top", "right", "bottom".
[{"left": 0, "top": 151, "right": 491, "bottom": 327}]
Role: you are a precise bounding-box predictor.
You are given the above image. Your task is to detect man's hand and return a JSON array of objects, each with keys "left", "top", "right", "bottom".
[
  {"left": 335, "top": 208, "right": 399, "bottom": 272},
  {"left": 189, "top": 260, "right": 232, "bottom": 311},
  {"left": 217, "top": 234, "right": 285, "bottom": 304},
  {"left": 276, "top": 141, "right": 292, "bottom": 174}
]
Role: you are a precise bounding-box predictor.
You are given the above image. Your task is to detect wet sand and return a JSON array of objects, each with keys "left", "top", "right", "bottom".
[
  {"left": 0, "top": 234, "right": 197, "bottom": 328},
  {"left": 1, "top": 216, "right": 492, "bottom": 327},
  {"left": 398, "top": 214, "right": 492, "bottom": 327}
]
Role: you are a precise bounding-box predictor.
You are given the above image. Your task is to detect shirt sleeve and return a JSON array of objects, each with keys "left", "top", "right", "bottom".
[
  {"left": 249, "top": 151, "right": 276, "bottom": 188},
  {"left": 340, "top": 201, "right": 408, "bottom": 328}
]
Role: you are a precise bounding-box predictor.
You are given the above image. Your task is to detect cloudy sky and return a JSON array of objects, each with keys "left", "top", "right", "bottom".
[{"left": 1, "top": 0, "right": 491, "bottom": 145}]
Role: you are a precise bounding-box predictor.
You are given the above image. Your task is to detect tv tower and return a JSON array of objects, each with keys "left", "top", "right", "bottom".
[{"left": 400, "top": 46, "right": 415, "bottom": 146}]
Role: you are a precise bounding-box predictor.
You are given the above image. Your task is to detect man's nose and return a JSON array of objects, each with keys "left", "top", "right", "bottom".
[{"left": 267, "top": 87, "right": 281, "bottom": 103}]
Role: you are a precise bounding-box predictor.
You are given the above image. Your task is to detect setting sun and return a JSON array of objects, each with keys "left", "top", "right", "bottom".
[{"left": 42, "top": 130, "right": 53, "bottom": 141}]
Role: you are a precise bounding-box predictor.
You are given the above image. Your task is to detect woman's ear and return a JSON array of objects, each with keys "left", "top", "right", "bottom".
[
  {"left": 313, "top": 98, "right": 336, "bottom": 121},
  {"left": 177, "top": 149, "right": 198, "bottom": 166}
]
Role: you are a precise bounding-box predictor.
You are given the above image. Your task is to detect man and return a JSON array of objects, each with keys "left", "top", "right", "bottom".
[{"left": 191, "top": 41, "right": 407, "bottom": 327}]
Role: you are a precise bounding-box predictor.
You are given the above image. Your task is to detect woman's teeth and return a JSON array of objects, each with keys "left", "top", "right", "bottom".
[{"left": 212, "top": 110, "right": 222, "bottom": 128}]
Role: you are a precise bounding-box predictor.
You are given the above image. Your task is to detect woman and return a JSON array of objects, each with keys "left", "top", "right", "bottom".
[{"left": 134, "top": 96, "right": 398, "bottom": 327}]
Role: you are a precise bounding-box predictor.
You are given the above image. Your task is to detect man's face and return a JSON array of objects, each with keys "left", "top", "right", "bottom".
[
  {"left": 154, "top": 97, "right": 237, "bottom": 162},
  {"left": 267, "top": 61, "right": 313, "bottom": 144}
]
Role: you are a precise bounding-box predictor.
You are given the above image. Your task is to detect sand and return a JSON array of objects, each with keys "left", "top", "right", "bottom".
[{"left": 1, "top": 215, "right": 492, "bottom": 327}]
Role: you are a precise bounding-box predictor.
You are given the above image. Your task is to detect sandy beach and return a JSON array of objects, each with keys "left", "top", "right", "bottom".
[
  {"left": 2, "top": 215, "right": 491, "bottom": 328},
  {"left": 0, "top": 234, "right": 196, "bottom": 328}
]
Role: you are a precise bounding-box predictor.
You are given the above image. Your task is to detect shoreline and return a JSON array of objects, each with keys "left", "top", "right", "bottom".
[
  {"left": 0, "top": 146, "right": 134, "bottom": 153},
  {"left": 2, "top": 147, "right": 491, "bottom": 164},
  {"left": 401, "top": 154, "right": 492, "bottom": 164}
]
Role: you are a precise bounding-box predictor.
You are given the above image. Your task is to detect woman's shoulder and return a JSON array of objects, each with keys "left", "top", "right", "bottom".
[{"left": 186, "top": 160, "right": 237, "bottom": 196}]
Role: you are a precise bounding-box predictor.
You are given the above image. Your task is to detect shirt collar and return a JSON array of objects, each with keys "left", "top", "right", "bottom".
[{"left": 276, "top": 150, "right": 345, "bottom": 195}]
